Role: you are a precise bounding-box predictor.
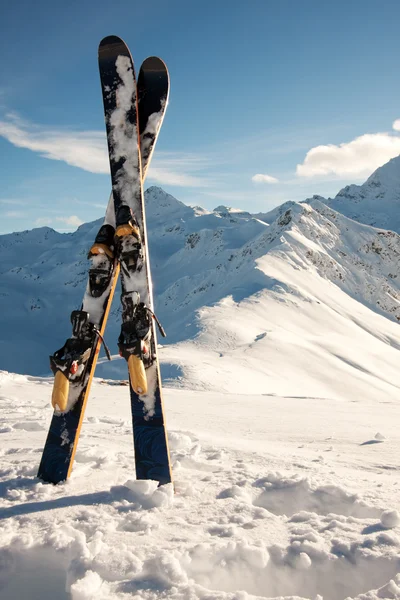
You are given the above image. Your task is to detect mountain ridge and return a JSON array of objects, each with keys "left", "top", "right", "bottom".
[
  {"left": 316, "top": 154, "right": 400, "bottom": 233},
  {"left": 1, "top": 160, "right": 400, "bottom": 378}
]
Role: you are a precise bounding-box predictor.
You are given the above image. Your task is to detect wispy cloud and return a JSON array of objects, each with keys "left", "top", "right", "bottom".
[
  {"left": 35, "top": 217, "right": 53, "bottom": 227},
  {"left": 4, "top": 210, "right": 23, "bottom": 218},
  {"left": 56, "top": 215, "right": 83, "bottom": 227},
  {"left": 251, "top": 173, "right": 279, "bottom": 184},
  {"left": 34, "top": 215, "right": 83, "bottom": 229},
  {"left": 297, "top": 120, "right": 400, "bottom": 178},
  {"left": 73, "top": 199, "right": 108, "bottom": 210},
  {"left": 0, "top": 198, "right": 26, "bottom": 206},
  {"left": 0, "top": 113, "right": 214, "bottom": 188},
  {"left": 148, "top": 153, "right": 214, "bottom": 187},
  {"left": 0, "top": 113, "right": 109, "bottom": 173}
]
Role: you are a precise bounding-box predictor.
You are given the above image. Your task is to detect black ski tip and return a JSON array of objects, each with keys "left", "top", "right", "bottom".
[
  {"left": 99, "top": 35, "right": 125, "bottom": 48},
  {"left": 141, "top": 56, "right": 167, "bottom": 72},
  {"left": 98, "top": 35, "right": 130, "bottom": 60},
  {"left": 138, "top": 56, "right": 169, "bottom": 104}
]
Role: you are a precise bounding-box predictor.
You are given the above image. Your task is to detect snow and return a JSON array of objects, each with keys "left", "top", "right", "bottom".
[
  {"left": 140, "top": 102, "right": 166, "bottom": 167},
  {"left": 0, "top": 371, "right": 399, "bottom": 599},
  {"left": 0, "top": 158, "right": 400, "bottom": 598},
  {"left": 1, "top": 178, "right": 399, "bottom": 377},
  {"left": 381, "top": 510, "right": 400, "bottom": 529},
  {"left": 110, "top": 54, "right": 141, "bottom": 209},
  {"left": 320, "top": 154, "right": 400, "bottom": 233}
]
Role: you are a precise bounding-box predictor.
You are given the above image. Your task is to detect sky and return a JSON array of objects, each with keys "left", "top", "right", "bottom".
[{"left": 2, "top": 0, "right": 400, "bottom": 233}]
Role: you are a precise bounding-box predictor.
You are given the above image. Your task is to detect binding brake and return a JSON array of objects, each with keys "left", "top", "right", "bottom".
[
  {"left": 50, "top": 310, "right": 111, "bottom": 411},
  {"left": 118, "top": 292, "right": 166, "bottom": 395}
]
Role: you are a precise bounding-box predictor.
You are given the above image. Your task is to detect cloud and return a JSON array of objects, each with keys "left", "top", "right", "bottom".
[
  {"left": 4, "top": 211, "right": 23, "bottom": 218},
  {"left": 251, "top": 173, "right": 279, "bottom": 184},
  {"left": 74, "top": 199, "right": 108, "bottom": 210},
  {"left": 34, "top": 215, "right": 83, "bottom": 229},
  {"left": 0, "top": 113, "right": 214, "bottom": 188},
  {"left": 297, "top": 121, "right": 400, "bottom": 178},
  {"left": 0, "top": 198, "right": 26, "bottom": 206},
  {"left": 35, "top": 217, "right": 53, "bottom": 227},
  {"left": 148, "top": 153, "right": 214, "bottom": 187},
  {"left": 0, "top": 113, "right": 109, "bottom": 174},
  {"left": 392, "top": 119, "right": 400, "bottom": 132},
  {"left": 56, "top": 215, "right": 83, "bottom": 226}
]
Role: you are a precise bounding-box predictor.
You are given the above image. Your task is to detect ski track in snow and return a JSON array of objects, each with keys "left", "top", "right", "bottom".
[{"left": 0, "top": 373, "right": 399, "bottom": 600}]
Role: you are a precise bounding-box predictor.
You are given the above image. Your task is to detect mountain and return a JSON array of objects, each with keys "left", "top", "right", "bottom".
[
  {"left": 315, "top": 154, "right": 400, "bottom": 233},
  {"left": 0, "top": 187, "right": 267, "bottom": 375},
  {"left": 252, "top": 200, "right": 296, "bottom": 224},
  {"left": 1, "top": 175, "right": 399, "bottom": 600},
  {"left": 0, "top": 178, "right": 399, "bottom": 384},
  {"left": 157, "top": 197, "right": 399, "bottom": 401}
]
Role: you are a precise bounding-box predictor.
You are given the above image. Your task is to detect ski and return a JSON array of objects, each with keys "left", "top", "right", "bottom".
[
  {"left": 38, "top": 53, "right": 170, "bottom": 485},
  {"left": 99, "top": 36, "right": 172, "bottom": 485}
]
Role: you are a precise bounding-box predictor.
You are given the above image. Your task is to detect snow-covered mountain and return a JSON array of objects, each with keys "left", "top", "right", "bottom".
[
  {"left": 313, "top": 154, "right": 400, "bottom": 233},
  {"left": 1, "top": 173, "right": 399, "bottom": 379},
  {"left": 1, "top": 165, "right": 400, "bottom": 600}
]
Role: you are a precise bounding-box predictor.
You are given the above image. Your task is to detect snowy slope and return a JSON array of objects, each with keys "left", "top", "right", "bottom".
[
  {"left": 154, "top": 198, "right": 400, "bottom": 406},
  {"left": 252, "top": 201, "right": 297, "bottom": 225},
  {"left": 0, "top": 184, "right": 399, "bottom": 380},
  {"left": 0, "top": 172, "right": 399, "bottom": 598},
  {"left": 0, "top": 187, "right": 269, "bottom": 375},
  {"left": 319, "top": 154, "right": 400, "bottom": 233}
]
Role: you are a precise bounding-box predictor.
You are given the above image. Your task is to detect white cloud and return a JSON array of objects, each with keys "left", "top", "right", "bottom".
[
  {"left": 392, "top": 119, "right": 400, "bottom": 132},
  {"left": 56, "top": 215, "right": 83, "bottom": 227},
  {"left": 147, "top": 152, "right": 215, "bottom": 187},
  {"left": 0, "top": 113, "right": 109, "bottom": 174},
  {"left": 297, "top": 124, "right": 400, "bottom": 178},
  {"left": 4, "top": 210, "right": 23, "bottom": 218},
  {"left": 148, "top": 166, "right": 207, "bottom": 187},
  {"left": 251, "top": 173, "right": 279, "bottom": 184},
  {"left": 0, "top": 113, "right": 214, "bottom": 188},
  {"left": 74, "top": 199, "right": 108, "bottom": 210},
  {"left": 35, "top": 216, "right": 82, "bottom": 231},
  {"left": 0, "top": 198, "right": 26, "bottom": 206},
  {"left": 35, "top": 217, "right": 53, "bottom": 227}
]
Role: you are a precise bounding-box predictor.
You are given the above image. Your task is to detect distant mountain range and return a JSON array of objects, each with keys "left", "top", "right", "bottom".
[
  {"left": 1, "top": 158, "right": 399, "bottom": 378},
  {"left": 324, "top": 155, "right": 400, "bottom": 232}
]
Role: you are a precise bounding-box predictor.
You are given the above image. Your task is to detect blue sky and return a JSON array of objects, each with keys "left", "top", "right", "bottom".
[{"left": 2, "top": 0, "right": 400, "bottom": 233}]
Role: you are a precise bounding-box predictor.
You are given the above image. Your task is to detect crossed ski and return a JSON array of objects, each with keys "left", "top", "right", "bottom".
[{"left": 38, "top": 37, "right": 172, "bottom": 486}]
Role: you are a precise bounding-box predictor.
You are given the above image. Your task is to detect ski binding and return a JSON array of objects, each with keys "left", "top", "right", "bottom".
[
  {"left": 50, "top": 310, "right": 111, "bottom": 411},
  {"left": 118, "top": 291, "right": 166, "bottom": 395}
]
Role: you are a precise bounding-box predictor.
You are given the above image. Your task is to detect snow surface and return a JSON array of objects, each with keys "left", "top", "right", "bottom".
[
  {"left": 0, "top": 158, "right": 400, "bottom": 598},
  {"left": 0, "top": 369, "right": 399, "bottom": 600}
]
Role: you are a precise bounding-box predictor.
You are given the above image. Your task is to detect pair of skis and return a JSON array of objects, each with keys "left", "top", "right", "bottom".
[{"left": 38, "top": 36, "right": 172, "bottom": 486}]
